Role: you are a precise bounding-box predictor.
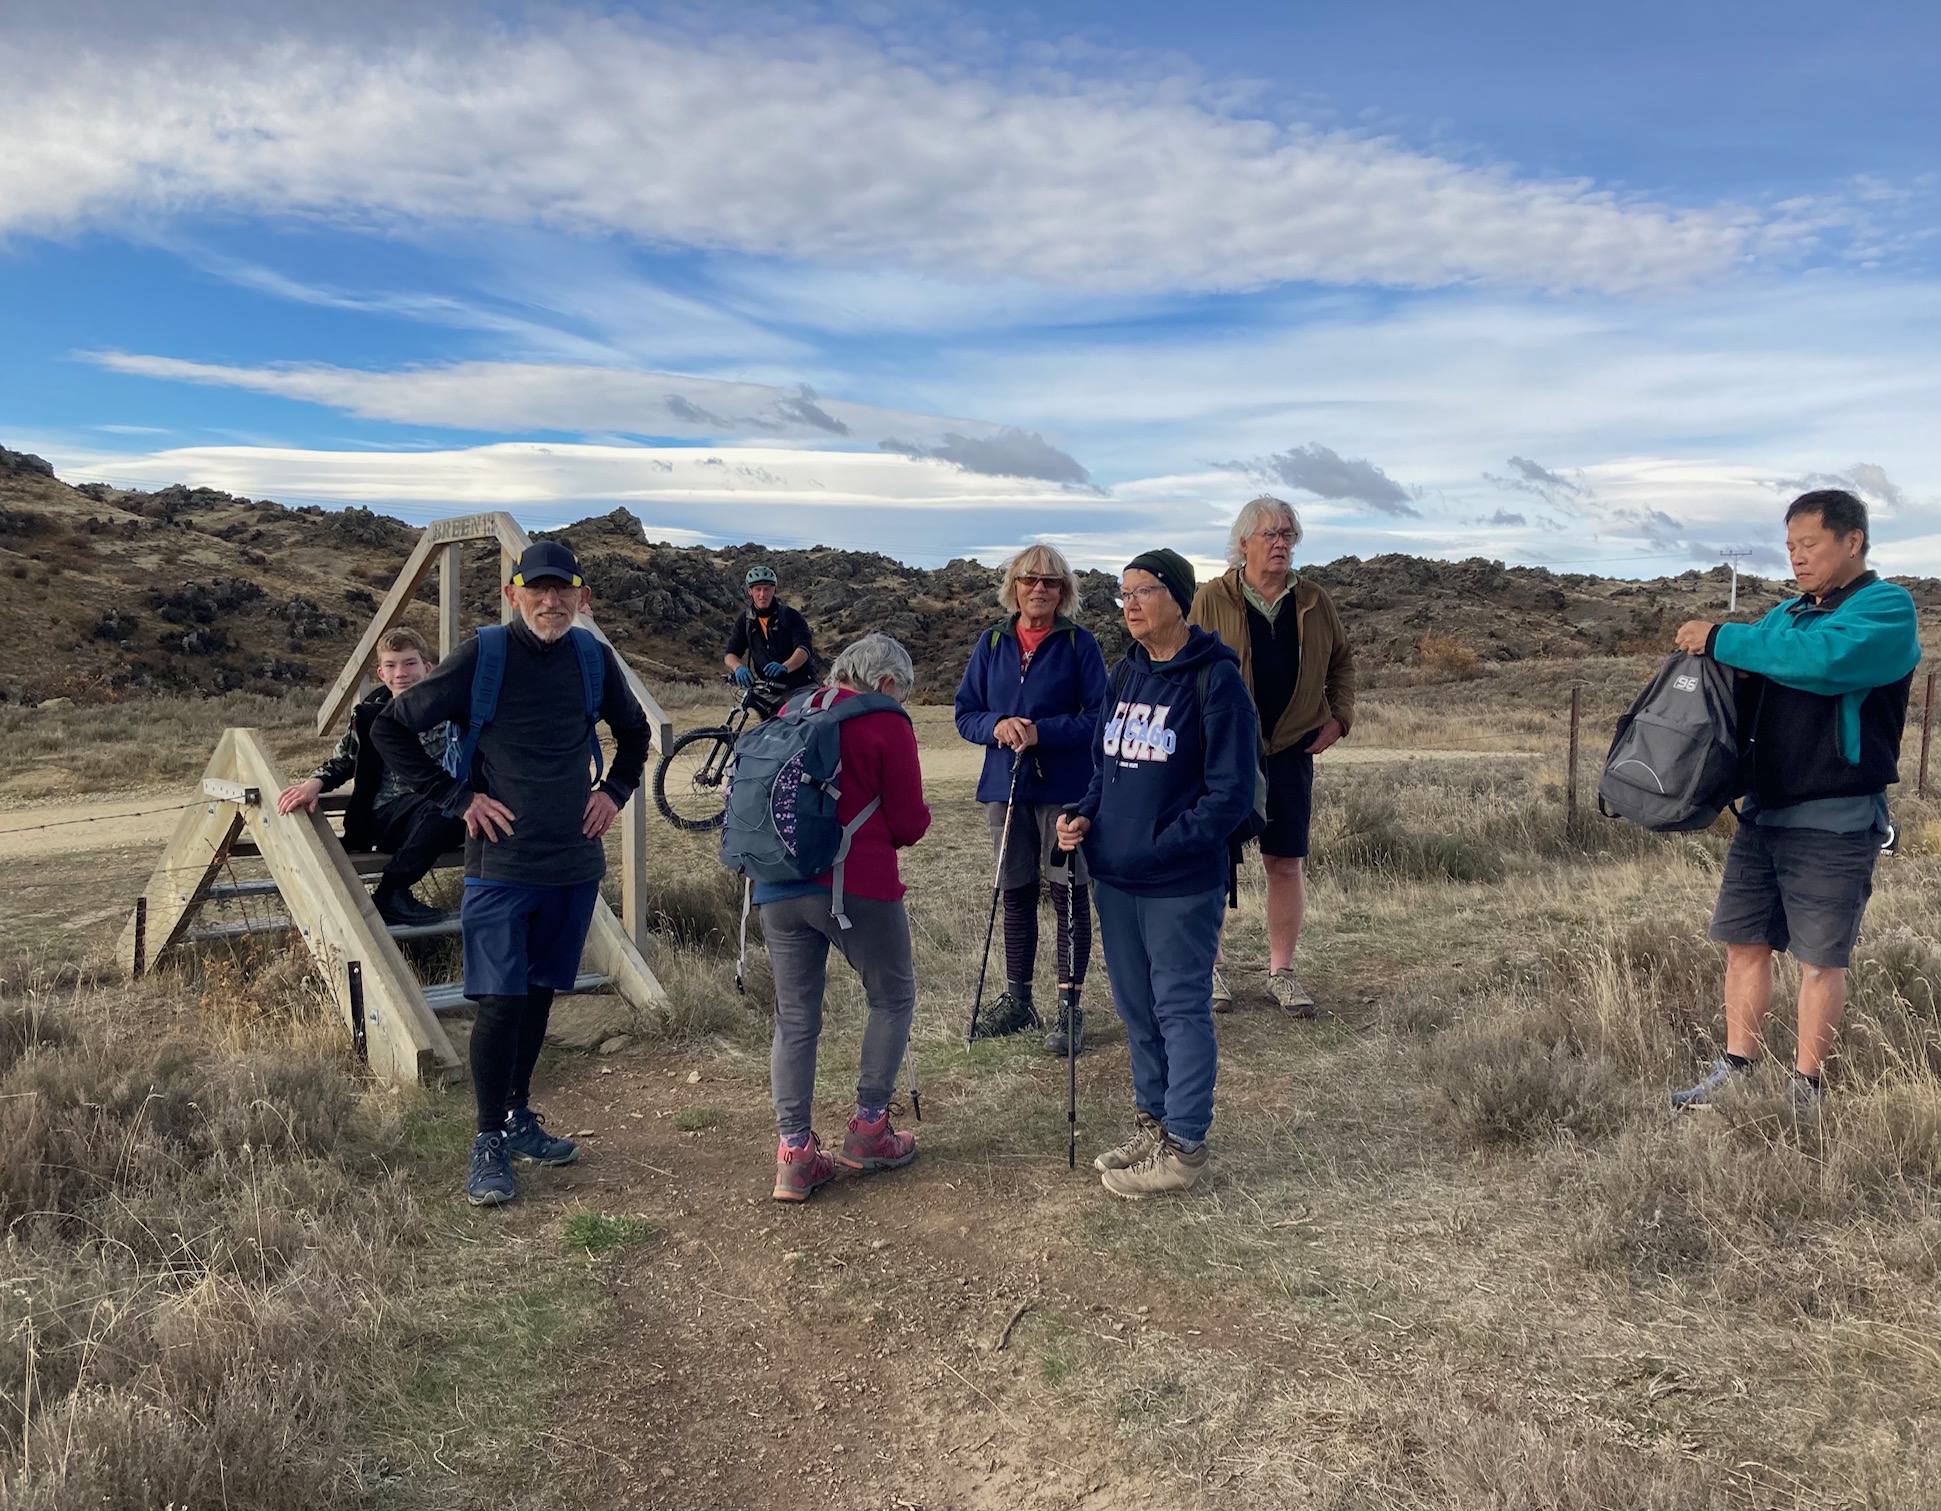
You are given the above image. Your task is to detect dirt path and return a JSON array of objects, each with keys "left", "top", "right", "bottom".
[{"left": 0, "top": 790, "right": 191, "bottom": 860}]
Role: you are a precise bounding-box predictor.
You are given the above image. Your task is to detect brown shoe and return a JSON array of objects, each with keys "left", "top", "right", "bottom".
[
  {"left": 1269, "top": 969, "right": 1316, "bottom": 1017},
  {"left": 1092, "top": 1112, "right": 1162, "bottom": 1173},
  {"left": 1099, "top": 1133, "right": 1208, "bottom": 1199},
  {"left": 1211, "top": 967, "right": 1233, "bottom": 1013}
]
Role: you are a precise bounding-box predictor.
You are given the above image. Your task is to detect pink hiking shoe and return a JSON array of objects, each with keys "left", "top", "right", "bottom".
[
  {"left": 836, "top": 1110, "right": 917, "bottom": 1173},
  {"left": 772, "top": 1132, "right": 838, "bottom": 1203}
]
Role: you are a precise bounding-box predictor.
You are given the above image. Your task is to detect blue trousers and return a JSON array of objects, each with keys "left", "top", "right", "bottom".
[{"left": 1092, "top": 880, "right": 1223, "bottom": 1145}]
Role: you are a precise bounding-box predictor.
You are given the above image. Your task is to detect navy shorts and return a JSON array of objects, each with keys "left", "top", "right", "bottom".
[
  {"left": 1708, "top": 822, "right": 1882, "bottom": 969},
  {"left": 461, "top": 879, "right": 602, "bottom": 999},
  {"left": 1260, "top": 743, "right": 1316, "bottom": 860}
]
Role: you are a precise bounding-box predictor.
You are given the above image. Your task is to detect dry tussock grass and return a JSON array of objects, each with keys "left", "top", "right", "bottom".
[{"left": 0, "top": 968, "right": 426, "bottom": 1509}]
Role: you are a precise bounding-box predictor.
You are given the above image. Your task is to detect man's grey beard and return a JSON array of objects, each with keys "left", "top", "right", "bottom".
[{"left": 522, "top": 609, "right": 572, "bottom": 643}]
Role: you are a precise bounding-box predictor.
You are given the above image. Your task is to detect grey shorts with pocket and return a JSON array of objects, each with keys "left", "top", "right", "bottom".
[
  {"left": 986, "top": 800, "right": 1090, "bottom": 888},
  {"left": 1708, "top": 819, "right": 1883, "bottom": 969}
]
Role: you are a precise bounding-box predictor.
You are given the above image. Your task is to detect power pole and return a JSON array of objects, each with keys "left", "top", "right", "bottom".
[{"left": 1721, "top": 550, "right": 1751, "bottom": 613}]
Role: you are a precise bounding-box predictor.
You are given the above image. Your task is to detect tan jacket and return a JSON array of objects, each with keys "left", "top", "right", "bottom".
[{"left": 1189, "top": 567, "right": 1355, "bottom": 755}]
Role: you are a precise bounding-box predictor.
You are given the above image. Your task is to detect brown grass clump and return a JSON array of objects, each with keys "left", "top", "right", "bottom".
[
  {"left": 0, "top": 980, "right": 425, "bottom": 1508},
  {"left": 1417, "top": 629, "right": 1482, "bottom": 679}
]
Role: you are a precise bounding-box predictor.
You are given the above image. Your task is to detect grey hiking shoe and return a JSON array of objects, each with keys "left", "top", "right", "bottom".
[
  {"left": 1269, "top": 969, "right": 1316, "bottom": 1017},
  {"left": 1787, "top": 1073, "right": 1825, "bottom": 1115},
  {"left": 1093, "top": 1112, "right": 1162, "bottom": 1173},
  {"left": 1100, "top": 1133, "right": 1209, "bottom": 1199},
  {"left": 1043, "top": 994, "right": 1084, "bottom": 1057},
  {"left": 1211, "top": 967, "right": 1233, "bottom": 1013},
  {"left": 1671, "top": 1057, "right": 1749, "bottom": 1110},
  {"left": 973, "top": 991, "right": 1040, "bottom": 1040}
]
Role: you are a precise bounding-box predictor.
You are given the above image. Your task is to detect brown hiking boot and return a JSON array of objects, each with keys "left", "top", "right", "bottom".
[
  {"left": 773, "top": 1132, "right": 838, "bottom": 1202},
  {"left": 835, "top": 1110, "right": 917, "bottom": 1174},
  {"left": 1099, "top": 1133, "right": 1208, "bottom": 1199},
  {"left": 1092, "top": 1112, "right": 1162, "bottom": 1173},
  {"left": 1269, "top": 969, "right": 1316, "bottom": 1017}
]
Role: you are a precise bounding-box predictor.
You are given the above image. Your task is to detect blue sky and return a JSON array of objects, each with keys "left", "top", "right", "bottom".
[{"left": 3, "top": 0, "right": 1937, "bottom": 577}]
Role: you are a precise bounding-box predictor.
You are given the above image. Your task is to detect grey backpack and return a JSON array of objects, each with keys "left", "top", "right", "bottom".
[
  {"left": 720, "top": 686, "right": 906, "bottom": 987},
  {"left": 1598, "top": 653, "right": 1743, "bottom": 832}
]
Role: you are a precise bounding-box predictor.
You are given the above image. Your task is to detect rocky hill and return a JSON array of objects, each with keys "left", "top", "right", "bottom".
[{"left": 4, "top": 444, "right": 1936, "bottom": 707}]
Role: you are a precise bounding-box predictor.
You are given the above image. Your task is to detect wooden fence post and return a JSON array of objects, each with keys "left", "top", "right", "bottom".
[{"left": 1566, "top": 685, "right": 1581, "bottom": 838}]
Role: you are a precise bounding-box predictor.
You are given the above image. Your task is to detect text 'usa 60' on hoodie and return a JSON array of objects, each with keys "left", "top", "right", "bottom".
[{"left": 1077, "top": 626, "right": 1260, "bottom": 898}]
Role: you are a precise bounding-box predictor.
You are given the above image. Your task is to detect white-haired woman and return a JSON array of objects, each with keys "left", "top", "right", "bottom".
[
  {"left": 954, "top": 543, "right": 1108, "bottom": 1054},
  {"left": 1189, "top": 496, "right": 1355, "bottom": 1015},
  {"left": 760, "top": 633, "right": 932, "bottom": 1203}
]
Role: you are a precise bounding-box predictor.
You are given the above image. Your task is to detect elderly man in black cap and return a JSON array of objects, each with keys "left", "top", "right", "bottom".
[{"left": 374, "top": 540, "right": 649, "bottom": 1207}]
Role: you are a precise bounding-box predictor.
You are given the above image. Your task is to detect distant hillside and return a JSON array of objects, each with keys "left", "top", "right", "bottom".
[{"left": 5, "top": 444, "right": 1937, "bottom": 706}]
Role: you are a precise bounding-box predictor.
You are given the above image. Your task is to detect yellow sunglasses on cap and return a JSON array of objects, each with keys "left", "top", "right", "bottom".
[{"left": 510, "top": 573, "right": 583, "bottom": 588}]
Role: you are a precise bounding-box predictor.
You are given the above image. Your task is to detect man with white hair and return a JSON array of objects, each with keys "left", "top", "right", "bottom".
[
  {"left": 375, "top": 540, "right": 649, "bottom": 1206},
  {"left": 1190, "top": 497, "right": 1354, "bottom": 1014}
]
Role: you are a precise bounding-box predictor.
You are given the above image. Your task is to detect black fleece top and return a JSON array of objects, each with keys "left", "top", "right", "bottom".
[{"left": 373, "top": 619, "right": 648, "bottom": 886}]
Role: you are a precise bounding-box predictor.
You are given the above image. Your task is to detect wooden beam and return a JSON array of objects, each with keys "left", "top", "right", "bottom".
[
  {"left": 318, "top": 513, "right": 515, "bottom": 734},
  {"left": 581, "top": 898, "right": 670, "bottom": 1020},
  {"left": 620, "top": 781, "right": 648, "bottom": 947},
  {"left": 118, "top": 728, "right": 245, "bottom": 972},
  {"left": 316, "top": 530, "right": 442, "bottom": 735},
  {"left": 226, "top": 729, "right": 461, "bottom": 1086},
  {"left": 439, "top": 542, "right": 462, "bottom": 660}
]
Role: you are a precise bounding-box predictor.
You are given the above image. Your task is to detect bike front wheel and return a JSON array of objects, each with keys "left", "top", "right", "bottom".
[{"left": 654, "top": 726, "right": 737, "bottom": 831}]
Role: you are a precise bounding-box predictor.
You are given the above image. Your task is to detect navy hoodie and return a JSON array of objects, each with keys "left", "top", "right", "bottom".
[
  {"left": 1078, "top": 626, "right": 1259, "bottom": 897},
  {"left": 953, "top": 615, "right": 1109, "bottom": 805}
]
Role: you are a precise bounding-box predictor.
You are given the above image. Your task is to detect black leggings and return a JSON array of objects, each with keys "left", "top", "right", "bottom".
[
  {"left": 1001, "top": 880, "right": 1092, "bottom": 991},
  {"left": 470, "top": 987, "right": 557, "bottom": 1134}
]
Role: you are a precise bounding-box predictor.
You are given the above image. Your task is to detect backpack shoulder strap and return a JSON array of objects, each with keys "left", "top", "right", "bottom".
[
  {"left": 569, "top": 627, "right": 607, "bottom": 783},
  {"left": 451, "top": 625, "right": 508, "bottom": 782}
]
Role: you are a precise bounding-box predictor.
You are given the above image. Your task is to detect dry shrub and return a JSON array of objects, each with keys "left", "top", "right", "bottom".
[
  {"left": 1425, "top": 1000, "right": 1631, "bottom": 1143},
  {"left": 0, "top": 985, "right": 425, "bottom": 1507},
  {"left": 645, "top": 865, "right": 751, "bottom": 954},
  {"left": 1417, "top": 629, "right": 1482, "bottom": 679},
  {"left": 1316, "top": 794, "right": 1504, "bottom": 884},
  {"left": 1839, "top": 927, "right": 1941, "bottom": 1081}
]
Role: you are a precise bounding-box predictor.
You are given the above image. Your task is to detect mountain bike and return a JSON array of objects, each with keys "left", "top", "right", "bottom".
[{"left": 652, "top": 676, "right": 790, "bottom": 831}]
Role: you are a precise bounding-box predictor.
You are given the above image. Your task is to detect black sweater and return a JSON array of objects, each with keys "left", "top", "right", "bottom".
[{"left": 373, "top": 619, "right": 649, "bottom": 886}]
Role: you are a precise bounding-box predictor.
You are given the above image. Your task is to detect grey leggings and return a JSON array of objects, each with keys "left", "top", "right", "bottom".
[{"left": 761, "top": 891, "right": 917, "bottom": 1138}]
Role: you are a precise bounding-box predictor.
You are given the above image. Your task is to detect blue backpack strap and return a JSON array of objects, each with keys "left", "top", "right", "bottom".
[
  {"left": 449, "top": 625, "right": 507, "bottom": 783},
  {"left": 570, "top": 627, "right": 607, "bottom": 783}
]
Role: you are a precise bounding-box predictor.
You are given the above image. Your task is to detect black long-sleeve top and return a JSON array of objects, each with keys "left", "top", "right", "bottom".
[{"left": 373, "top": 619, "right": 649, "bottom": 886}]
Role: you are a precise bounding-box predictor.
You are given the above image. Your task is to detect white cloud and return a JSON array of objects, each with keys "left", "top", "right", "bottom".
[
  {"left": 86, "top": 351, "right": 1011, "bottom": 451},
  {"left": 0, "top": 11, "right": 1753, "bottom": 296}
]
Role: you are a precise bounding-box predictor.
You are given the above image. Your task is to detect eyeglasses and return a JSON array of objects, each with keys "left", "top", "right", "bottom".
[
  {"left": 518, "top": 581, "right": 579, "bottom": 602},
  {"left": 1014, "top": 574, "right": 1061, "bottom": 590},
  {"left": 1253, "top": 528, "right": 1298, "bottom": 545},
  {"left": 1114, "top": 584, "right": 1172, "bottom": 608}
]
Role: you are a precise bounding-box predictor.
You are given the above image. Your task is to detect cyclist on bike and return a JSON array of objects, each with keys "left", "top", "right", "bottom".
[{"left": 725, "top": 565, "right": 818, "bottom": 697}]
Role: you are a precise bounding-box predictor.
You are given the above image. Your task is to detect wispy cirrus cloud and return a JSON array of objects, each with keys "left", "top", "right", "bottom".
[
  {"left": 84, "top": 351, "right": 1017, "bottom": 452},
  {"left": 1, "top": 9, "right": 1758, "bottom": 297}
]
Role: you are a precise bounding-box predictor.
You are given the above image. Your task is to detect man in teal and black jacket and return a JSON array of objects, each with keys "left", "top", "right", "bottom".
[{"left": 1670, "top": 488, "right": 1922, "bottom": 1111}]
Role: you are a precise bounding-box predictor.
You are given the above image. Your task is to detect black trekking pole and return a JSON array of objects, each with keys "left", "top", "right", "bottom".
[
  {"left": 1051, "top": 803, "right": 1081, "bottom": 1169},
  {"left": 966, "top": 750, "right": 1024, "bottom": 1046}
]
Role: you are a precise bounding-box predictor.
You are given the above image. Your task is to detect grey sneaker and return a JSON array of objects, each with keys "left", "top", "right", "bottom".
[
  {"left": 1093, "top": 1112, "right": 1162, "bottom": 1173},
  {"left": 1787, "top": 1072, "right": 1825, "bottom": 1115},
  {"left": 1671, "top": 1057, "right": 1749, "bottom": 1110},
  {"left": 1100, "top": 1133, "right": 1209, "bottom": 1199},
  {"left": 1211, "top": 968, "right": 1233, "bottom": 1013},
  {"left": 1269, "top": 969, "right": 1316, "bottom": 1017}
]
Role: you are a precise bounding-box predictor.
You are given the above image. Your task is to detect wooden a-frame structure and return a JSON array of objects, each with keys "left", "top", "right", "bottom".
[{"left": 120, "top": 512, "right": 677, "bottom": 1086}]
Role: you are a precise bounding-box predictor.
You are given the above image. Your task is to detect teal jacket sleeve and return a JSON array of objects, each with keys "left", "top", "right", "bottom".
[{"left": 1711, "top": 581, "right": 1921, "bottom": 697}]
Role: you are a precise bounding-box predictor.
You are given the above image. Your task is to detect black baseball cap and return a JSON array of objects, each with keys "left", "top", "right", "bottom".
[{"left": 510, "top": 540, "right": 583, "bottom": 587}]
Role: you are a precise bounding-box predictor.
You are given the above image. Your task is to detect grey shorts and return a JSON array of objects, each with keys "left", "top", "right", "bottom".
[
  {"left": 1708, "top": 820, "right": 1883, "bottom": 969},
  {"left": 986, "top": 800, "right": 1090, "bottom": 888}
]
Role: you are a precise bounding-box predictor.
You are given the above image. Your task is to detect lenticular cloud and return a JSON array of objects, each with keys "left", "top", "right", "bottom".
[{"left": 0, "top": 13, "right": 1748, "bottom": 296}]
